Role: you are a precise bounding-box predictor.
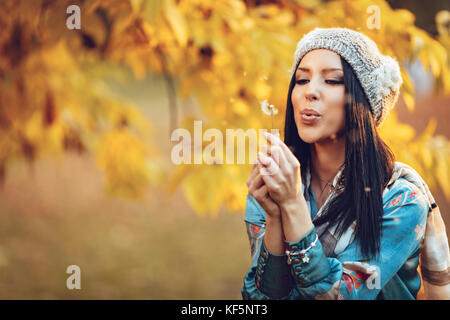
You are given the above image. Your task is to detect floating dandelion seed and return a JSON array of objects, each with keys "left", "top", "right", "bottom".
[{"left": 261, "top": 100, "right": 278, "bottom": 130}]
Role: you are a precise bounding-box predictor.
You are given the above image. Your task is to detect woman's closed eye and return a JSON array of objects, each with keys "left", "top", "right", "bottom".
[{"left": 295, "top": 79, "right": 344, "bottom": 85}]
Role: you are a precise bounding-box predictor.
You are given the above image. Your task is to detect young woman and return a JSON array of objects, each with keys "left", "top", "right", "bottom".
[{"left": 242, "top": 28, "right": 446, "bottom": 300}]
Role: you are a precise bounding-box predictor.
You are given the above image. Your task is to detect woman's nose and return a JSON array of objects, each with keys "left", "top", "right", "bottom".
[
  {"left": 305, "top": 92, "right": 318, "bottom": 101},
  {"left": 304, "top": 80, "right": 319, "bottom": 101}
]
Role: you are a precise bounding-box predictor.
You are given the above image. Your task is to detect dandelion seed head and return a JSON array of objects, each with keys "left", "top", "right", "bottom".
[
  {"left": 270, "top": 105, "right": 279, "bottom": 115},
  {"left": 261, "top": 100, "right": 271, "bottom": 115},
  {"left": 261, "top": 100, "right": 278, "bottom": 116}
]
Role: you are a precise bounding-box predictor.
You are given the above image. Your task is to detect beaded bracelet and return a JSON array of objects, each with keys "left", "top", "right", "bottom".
[{"left": 285, "top": 234, "right": 319, "bottom": 265}]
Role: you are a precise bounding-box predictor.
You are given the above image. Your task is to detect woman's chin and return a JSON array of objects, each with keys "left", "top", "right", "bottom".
[{"left": 298, "top": 130, "right": 321, "bottom": 144}]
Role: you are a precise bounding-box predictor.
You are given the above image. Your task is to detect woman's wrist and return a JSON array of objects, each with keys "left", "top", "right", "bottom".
[
  {"left": 264, "top": 215, "right": 284, "bottom": 255},
  {"left": 279, "top": 195, "right": 307, "bottom": 216},
  {"left": 265, "top": 213, "right": 282, "bottom": 225},
  {"left": 279, "top": 196, "right": 313, "bottom": 243}
]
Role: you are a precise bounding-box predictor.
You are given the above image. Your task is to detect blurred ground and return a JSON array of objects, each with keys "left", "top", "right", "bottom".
[
  {"left": 0, "top": 153, "right": 249, "bottom": 299},
  {"left": 0, "top": 73, "right": 253, "bottom": 299}
]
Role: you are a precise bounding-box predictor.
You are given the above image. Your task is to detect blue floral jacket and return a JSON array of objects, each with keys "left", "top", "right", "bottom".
[{"left": 241, "top": 164, "right": 429, "bottom": 300}]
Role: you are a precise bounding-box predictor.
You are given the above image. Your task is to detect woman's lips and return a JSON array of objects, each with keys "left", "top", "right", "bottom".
[{"left": 301, "top": 113, "right": 321, "bottom": 125}]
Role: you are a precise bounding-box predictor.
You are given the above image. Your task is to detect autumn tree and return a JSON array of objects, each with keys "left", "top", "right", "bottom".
[{"left": 0, "top": 0, "right": 449, "bottom": 215}]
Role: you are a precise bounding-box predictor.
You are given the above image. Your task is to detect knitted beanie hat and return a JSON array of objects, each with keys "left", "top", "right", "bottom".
[{"left": 291, "top": 27, "right": 403, "bottom": 127}]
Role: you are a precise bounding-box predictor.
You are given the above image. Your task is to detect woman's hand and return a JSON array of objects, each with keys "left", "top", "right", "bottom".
[
  {"left": 247, "top": 157, "right": 285, "bottom": 255},
  {"left": 258, "top": 132, "right": 313, "bottom": 243},
  {"left": 257, "top": 132, "right": 303, "bottom": 210},
  {"left": 247, "top": 160, "right": 281, "bottom": 219}
]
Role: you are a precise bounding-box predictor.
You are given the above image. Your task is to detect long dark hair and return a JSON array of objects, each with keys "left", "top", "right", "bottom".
[{"left": 284, "top": 56, "right": 395, "bottom": 259}]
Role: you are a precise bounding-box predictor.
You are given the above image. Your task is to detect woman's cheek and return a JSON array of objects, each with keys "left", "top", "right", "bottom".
[
  {"left": 291, "top": 89, "right": 301, "bottom": 111},
  {"left": 324, "top": 108, "right": 345, "bottom": 137},
  {"left": 323, "top": 109, "right": 341, "bottom": 130}
]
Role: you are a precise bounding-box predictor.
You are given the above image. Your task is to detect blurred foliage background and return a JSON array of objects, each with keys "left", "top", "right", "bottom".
[{"left": 0, "top": 0, "right": 449, "bottom": 299}]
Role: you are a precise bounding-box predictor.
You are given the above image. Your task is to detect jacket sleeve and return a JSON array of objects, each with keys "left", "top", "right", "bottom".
[
  {"left": 244, "top": 179, "right": 429, "bottom": 300},
  {"left": 241, "top": 194, "right": 298, "bottom": 299}
]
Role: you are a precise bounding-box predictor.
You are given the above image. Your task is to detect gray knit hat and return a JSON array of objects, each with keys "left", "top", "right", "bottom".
[{"left": 291, "top": 27, "right": 403, "bottom": 127}]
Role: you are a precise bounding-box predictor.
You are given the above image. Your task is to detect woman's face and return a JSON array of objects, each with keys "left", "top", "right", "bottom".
[{"left": 292, "top": 49, "right": 346, "bottom": 143}]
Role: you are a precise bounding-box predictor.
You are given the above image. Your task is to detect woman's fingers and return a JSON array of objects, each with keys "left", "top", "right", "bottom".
[
  {"left": 253, "top": 184, "right": 268, "bottom": 201},
  {"left": 260, "top": 143, "right": 292, "bottom": 182},
  {"left": 258, "top": 151, "right": 281, "bottom": 176},
  {"left": 258, "top": 153, "right": 281, "bottom": 193},
  {"left": 269, "top": 145, "right": 290, "bottom": 174},
  {"left": 247, "top": 170, "right": 264, "bottom": 193},
  {"left": 264, "top": 132, "right": 299, "bottom": 167},
  {"left": 261, "top": 143, "right": 289, "bottom": 172},
  {"left": 246, "top": 162, "right": 260, "bottom": 188},
  {"left": 252, "top": 184, "right": 279, "bottom": 218}
]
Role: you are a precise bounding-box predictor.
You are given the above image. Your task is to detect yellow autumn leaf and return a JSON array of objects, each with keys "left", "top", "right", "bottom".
[
  {"left": 96, "top": 129, "right": 151, "bottom": 198},
  {"left": 254, "top": 81, "right": 272, "bottom": 101},
  {"left": 162, "top": 0, "right": 188, "bottom": 47},
  {"left": 402, "top": 91, "right": 415, "bottom": 112},
  {"left": 232, "top": 98, "right": 250, "bottom": 116},
  {"left": 436, "top": 155, "right": 450, "bottom": 199}
]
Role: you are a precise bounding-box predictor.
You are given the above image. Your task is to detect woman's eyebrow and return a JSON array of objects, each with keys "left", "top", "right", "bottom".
[{"left": 297, "top": 67, "right": 343, "bottom": 73}]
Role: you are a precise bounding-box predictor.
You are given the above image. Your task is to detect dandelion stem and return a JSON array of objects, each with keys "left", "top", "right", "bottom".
[{"left": 271, "top": 113, "right": 273, "bottom": 130}]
